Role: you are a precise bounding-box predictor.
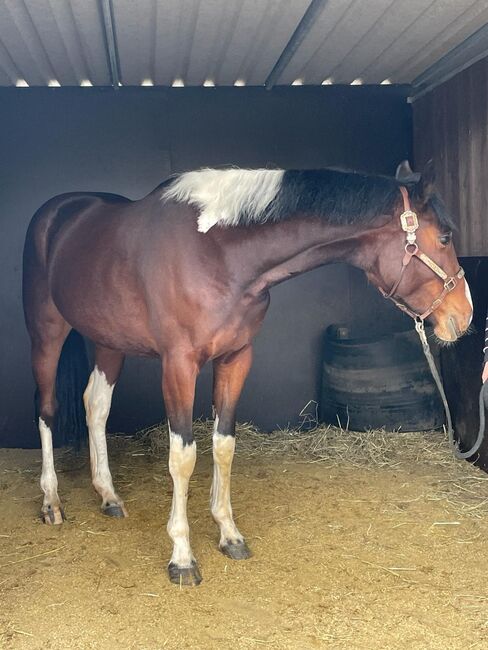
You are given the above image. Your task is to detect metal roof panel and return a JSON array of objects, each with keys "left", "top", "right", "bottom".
[{"left": 0, "top": 0, "right": 486, "bottom": 89}]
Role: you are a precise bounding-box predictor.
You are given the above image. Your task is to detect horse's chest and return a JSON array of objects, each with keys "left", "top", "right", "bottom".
[{"left": 204, "top": 294, "right": 270, "bottom": 358}]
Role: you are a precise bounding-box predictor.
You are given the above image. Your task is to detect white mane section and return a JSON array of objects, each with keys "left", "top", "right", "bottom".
[{"left": 162, "top": 168, "right": 284, "bottom": 233}]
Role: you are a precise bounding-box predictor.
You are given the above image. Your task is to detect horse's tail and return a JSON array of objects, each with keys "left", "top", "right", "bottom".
[
  {"left": 56, "top": 330, "right": 90, "bottom": 449},
  {"left": 36, "top": 330, "right": 90, "bottom": 449}
]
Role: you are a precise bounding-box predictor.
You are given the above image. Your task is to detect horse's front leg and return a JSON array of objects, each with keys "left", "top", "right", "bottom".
[
  {"left": 211, "top": 345, "right": 253, "bottom": 560},
  {"left": 162, "top": 354, "right": 201, "bottom": 586}
]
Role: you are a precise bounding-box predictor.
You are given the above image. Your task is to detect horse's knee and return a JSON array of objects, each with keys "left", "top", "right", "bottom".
[
  {"left": 213, "top": 432, "right": 235, "bottom": 468},
  {"left": 168, "top": 427, "right": 196, "bottom": 479},
  {"left": 84, "top": 367, "right": 114, "bottom": 426}
]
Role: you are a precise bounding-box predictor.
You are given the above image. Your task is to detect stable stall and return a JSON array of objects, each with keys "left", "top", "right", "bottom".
[{"left": 1, "top": 1, "right": 488, "bottom": 648}]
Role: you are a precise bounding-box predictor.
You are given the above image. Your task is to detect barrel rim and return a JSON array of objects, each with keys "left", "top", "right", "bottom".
[{"left": 325, "top": 324, "right": 435, "bottom": 347}]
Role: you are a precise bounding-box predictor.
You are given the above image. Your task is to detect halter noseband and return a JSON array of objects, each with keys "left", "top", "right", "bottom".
[{"left": 379, "top": 186, "right": 465, "bottom": 321}]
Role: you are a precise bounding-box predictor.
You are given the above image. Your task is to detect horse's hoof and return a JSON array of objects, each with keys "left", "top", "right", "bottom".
[
  {"left": 41, "top": 505, "right": 65, "bottom": 525},
  {"left": 168, "top": 561, "right": 202, "bottom": 586},
  {"left": 220, "top": 539, "right": 252, "bottom": 560},
  {"left": 102, "top": 503, "right": 128, "bottom": 518}
]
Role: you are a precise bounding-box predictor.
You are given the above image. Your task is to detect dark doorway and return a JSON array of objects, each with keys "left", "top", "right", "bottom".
[{"left": 440, "top": 258, "right": 488, "bottom": 469}]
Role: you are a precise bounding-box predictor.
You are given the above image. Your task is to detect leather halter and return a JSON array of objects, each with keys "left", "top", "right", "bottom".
[{"left": 379, "top": 186, "right": 465, "bottom": 321}]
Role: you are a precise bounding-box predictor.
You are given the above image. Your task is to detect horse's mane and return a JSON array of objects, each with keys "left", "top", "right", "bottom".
[
  {"left": 162, "top": 167, "right": 454, "bottom": 233},
  {"left": 426, "top": 193, "right": 456, "bottom": 231}
]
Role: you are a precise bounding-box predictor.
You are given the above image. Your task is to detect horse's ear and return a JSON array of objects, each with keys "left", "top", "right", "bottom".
[
  {"left": 395, "top": 160, "right": 421, "bottom": 184},
  {"left": 418, "top": 159, "right": 436, "bottom": 201}
]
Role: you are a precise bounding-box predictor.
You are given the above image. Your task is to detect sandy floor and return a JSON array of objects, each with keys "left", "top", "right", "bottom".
[{"left": 1, "top": 433, "right": 488, "bottom": 650}]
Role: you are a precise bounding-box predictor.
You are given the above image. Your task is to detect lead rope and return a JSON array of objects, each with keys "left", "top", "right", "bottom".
[{"left": 414, "top": 318, "right": 487, "bottom": 460}]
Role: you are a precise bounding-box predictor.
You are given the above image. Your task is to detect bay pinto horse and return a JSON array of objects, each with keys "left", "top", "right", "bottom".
[{"left": 23, "top": 161, "right": 473, "bottom": 585}]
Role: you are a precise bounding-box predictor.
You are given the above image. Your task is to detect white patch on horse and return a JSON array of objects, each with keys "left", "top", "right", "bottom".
[
  {"left": 211, "top": 415, "right": 243, "bottom": 546},
  {"left": 38, "top": 417, "right": 63, "bottom": 522},
  {"left": 464, "top": 279, "right": 473, "bottom": 325},
  {"left": 167, "top": 423, "right": 197, "bottom": 567},
  {"left": 84, "top": 367, "right": 125, "bottom": 512},
  {"left": 162, "top": 168, "right": 284, "bottom": 232}
]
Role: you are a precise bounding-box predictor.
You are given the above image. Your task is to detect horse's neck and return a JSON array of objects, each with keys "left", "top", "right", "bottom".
[{"left": 225, "top": 215, "right": 377, "bottom": 294}]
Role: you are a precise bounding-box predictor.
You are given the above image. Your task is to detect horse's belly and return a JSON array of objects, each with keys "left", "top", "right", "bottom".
[
  {"left": 57, "top": 301, "right": 159, "bottom": 356},
  {"left": 50, "top": 275, "right": 159, "bottom": 355}
]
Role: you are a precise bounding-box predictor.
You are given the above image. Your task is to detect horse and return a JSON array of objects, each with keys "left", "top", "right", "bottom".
[{"left": 22, "top": 160, "right": 473, "bottom": 586}]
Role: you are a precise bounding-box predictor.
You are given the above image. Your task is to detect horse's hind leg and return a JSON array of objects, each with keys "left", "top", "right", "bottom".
[
  {"left": 211, "top": 345, "right": 253, "bottom": 560},
  {"left": 30, "top": 320, "right": 70, "bottom": 524},
  {"left": 83, "top": 346, "right": 127, "bottom": 518}
]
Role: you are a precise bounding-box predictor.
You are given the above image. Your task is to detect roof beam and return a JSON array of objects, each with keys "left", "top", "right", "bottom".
[
  {"left": 265, "top": 0, "right": 329, "bottom": 89},
  {"left": 100, "top": 0, "right": 121, "bottom": 88},
  {"left": 410, "top": 22, "right": 488, "bottom": 102}
]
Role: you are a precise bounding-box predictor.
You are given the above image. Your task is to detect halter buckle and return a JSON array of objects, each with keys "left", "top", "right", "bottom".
[
  {"left": 444, "top": 277, "right": 457, "bottom": 292},
  {"left": 400, "top": 210, "right": 418, "bottom": 245}
]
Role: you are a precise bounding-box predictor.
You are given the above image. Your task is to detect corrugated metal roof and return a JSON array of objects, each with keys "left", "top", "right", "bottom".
[{"left": 0, "top": 0, "right": 487, "bottom": 89}]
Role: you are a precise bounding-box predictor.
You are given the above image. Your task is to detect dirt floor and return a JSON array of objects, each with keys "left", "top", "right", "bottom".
[{"left": 1, "top": 426, "right": 488, "bottom": 650}]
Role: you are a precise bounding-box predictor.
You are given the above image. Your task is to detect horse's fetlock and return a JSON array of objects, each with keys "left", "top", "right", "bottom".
[
  {"left": 211, "top": 506, "right": 227, "bottom": 523},
  {"left": 167, "top": 521, "right": 189, "bottom": 540}
]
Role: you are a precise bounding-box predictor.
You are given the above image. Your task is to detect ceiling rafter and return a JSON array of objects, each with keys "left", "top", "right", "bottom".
[
  {"left": 265, "top": 0, "right": 329, "bottom": 89},
  {"left": 99, "top": 0, "right": 120, "bottom": 87}
]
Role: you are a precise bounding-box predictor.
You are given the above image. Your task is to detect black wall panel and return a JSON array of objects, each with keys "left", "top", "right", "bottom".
[{"left": 0, "top": 86, "right": 411, "bottom": 446}]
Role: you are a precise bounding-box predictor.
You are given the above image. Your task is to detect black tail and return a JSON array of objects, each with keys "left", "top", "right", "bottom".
[
  {"left": 35, "top": 330, "right": 90, "bottom": 449},
  {"left": 55, "top": 330, "right": 90, "bottom": 448}
]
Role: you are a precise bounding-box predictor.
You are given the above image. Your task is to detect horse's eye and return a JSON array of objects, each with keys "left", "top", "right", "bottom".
[{"left": 439, "top": 232, "right": 452, "bottom": 246}]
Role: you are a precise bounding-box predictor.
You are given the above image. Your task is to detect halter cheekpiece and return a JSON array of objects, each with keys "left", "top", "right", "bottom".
[{"left": 379, "top": 186, "right": 465, "bottom": 322}]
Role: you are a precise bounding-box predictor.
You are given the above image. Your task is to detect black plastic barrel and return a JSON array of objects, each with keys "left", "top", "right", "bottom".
[{"left": 320, "top": 326, "right": 445, "bottom": 432}]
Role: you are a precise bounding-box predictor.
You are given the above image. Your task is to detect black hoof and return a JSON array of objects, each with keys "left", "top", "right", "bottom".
[
  {"left": 102, "top": 503, "right": 127, "bottom": 518},
  {"left": 41, "top": 505, "right": 65, "bottom": 525},
  {"left": 168, "top": 561, "right": 202, "bottom": 586},
  {"left": 220, "top": 539, "right": 252, "bottom": 560}
]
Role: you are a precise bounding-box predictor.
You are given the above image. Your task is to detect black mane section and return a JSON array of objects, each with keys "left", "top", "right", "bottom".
[
  {"left": 264, "top": 169, "right": 401, "bottom": 225},
  {"left": 424, "top": 193, "right": 456, "bottom": 231},
  {"left": 260, "top": 168, "right": 453, "bottom": 230}
]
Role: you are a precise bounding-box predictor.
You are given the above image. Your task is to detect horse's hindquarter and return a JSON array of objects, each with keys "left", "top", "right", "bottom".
[{"left": 43, "top": 194, "right": 158, "bottom": 355}]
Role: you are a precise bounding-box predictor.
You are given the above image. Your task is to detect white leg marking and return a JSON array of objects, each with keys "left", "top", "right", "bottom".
[
  {"left": 39, "top": 417, "right": 61, "bottom": 511},
  {"left": 464, "top": 279, "right": 473, "bottom": 325},
  {"left": 167, "top": 424, "right": 196, "bottom": 567},
  {"left": 84, "top": 367, "right": 123, "bottom": 510},
  {"left": 211, "top": 415, "right": 243, "bottom": 546}
]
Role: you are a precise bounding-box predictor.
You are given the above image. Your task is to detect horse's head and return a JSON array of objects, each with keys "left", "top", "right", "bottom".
[{"left": 366, "top": 161, "right": 473, "bottom": 343}]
